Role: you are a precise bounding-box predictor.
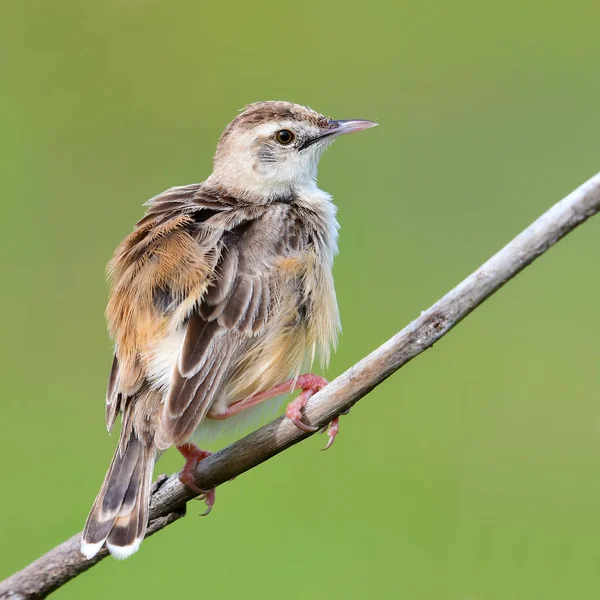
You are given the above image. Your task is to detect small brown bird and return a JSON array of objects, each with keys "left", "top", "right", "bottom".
[{"left": 81, "top": 101, "right": 376, "bottom": 559}]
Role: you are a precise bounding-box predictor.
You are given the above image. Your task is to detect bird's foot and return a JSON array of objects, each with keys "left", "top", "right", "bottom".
[
  {"left": 285, "top": 374, "right": 328, "bottom": 432},
  {"left": 285, "top": 374, "right": 342, "bottom": 449},
  {"left": 177, "top": 443, "right": 215, "bottom": 515}
]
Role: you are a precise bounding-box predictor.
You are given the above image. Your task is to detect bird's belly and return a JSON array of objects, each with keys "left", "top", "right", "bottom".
[
  {"left": 191, "top": 395, "right": 289, "bottom": 445},
  {"left": 196, "top": 318, "right": 312, "bottom": 444}
]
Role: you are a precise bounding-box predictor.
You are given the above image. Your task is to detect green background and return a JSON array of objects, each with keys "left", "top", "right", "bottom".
[{"left": 2, "top": 1, "right": 600, "bottom": 598}]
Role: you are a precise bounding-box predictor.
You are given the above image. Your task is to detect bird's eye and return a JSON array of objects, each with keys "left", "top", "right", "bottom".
[{"left": 275, "top": 129, "right": 295, "bottom": 145}]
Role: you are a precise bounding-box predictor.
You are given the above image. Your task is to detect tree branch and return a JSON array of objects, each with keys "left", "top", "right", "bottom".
[{"left": 2, "top": 171, "right": 600, "bottom": 600}]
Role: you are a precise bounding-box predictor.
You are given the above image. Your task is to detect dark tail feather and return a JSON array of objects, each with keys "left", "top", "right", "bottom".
[{"left": 81, "top": 430, "right": 155, "bottom": 560}]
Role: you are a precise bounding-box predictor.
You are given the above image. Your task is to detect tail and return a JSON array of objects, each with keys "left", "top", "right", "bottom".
[{"left": 81, "top": 430, "right": 155, "bottom": 560}]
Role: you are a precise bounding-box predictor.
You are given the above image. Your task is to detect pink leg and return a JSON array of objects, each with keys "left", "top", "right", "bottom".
[
  {"left": 177, "top": 443, "right": 215, "bottom": 515},
  {"left": 210, "top": 374, "right": 342, "bottom": 450}
]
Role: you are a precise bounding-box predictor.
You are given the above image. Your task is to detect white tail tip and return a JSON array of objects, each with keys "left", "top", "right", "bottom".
[
  {"left": 106, "top": 537, "right": 143, "bottom": 560},
  {"left": 80, "top": 540, "right": 104, "bottom": 560}
]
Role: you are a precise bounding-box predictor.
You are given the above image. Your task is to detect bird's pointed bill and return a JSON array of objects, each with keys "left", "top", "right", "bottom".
[{"left": 328, "top": 119, "right": 378, "bottom": 135}]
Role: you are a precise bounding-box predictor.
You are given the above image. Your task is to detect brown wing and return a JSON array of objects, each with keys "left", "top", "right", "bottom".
[
  {"left": 104, "top": 183, "right": 247, "bottom": 432},
  {"left": 156, "top": 206, "right": 294, "bottom": 447},
  {"left": 105, "top": 182, "right": 299, "bottom": 447}
]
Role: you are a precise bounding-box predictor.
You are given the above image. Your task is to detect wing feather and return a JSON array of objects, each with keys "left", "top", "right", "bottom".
[
  {"left": 105, "top": 354, "right": 121, "bottom": 432},
  {"left": 219, "top": 276, "right": 254, "bottom": 329},
  {"left": 178, "top": 316, "right": 224, "bottom": 379},
  {"left": 159, "top": 211, "right": 287, "bottom": 446},
  {"left": 106, "top": 182, "right": 297, "bottom": 448}
]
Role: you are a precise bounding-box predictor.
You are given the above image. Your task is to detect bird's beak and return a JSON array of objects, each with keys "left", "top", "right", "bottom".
[
  {"left": 327, "top": 119, "right": 379, "bottom": 137},
  {"left": 299, "top": 119, "right": 378, "bottom": 150}
]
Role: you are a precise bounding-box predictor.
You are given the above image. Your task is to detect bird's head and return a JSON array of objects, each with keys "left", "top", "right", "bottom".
[{"left": 210, "top": 101, "right": 377, "bottom": 201}]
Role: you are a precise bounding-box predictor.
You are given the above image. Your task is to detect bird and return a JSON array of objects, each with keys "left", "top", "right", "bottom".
[{"left": 80, "top": 101, "right": 377, "bottom": 560}]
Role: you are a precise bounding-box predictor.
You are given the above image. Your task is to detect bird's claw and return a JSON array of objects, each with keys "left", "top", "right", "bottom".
[
  {"left": 179, "top": 474, "right": 216, "bottom": 516},
  {"left": 197, "top": 489, "right": 215, "bottom": 516},
  {"left": 283, "top": 375, "right": 345, "bottom": 449},
  {"left": 291, "top": 417, "right": 319, "bottom": 433},
  {"left": 177, "top": 443, "right": 216, "bottom": 514},
  {"left": 321, "top": 416, "right": 340, "bottom": 451},
  {"left": 285, "top": 375, "right": 328, "bottom": 433}
]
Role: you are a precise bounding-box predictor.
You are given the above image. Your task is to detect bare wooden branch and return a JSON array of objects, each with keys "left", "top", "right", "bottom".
[{"left": 2, "top": 171, "right": 600, "bottom": 600}]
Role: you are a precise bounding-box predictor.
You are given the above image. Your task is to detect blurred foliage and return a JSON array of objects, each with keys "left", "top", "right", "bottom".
[{"left": 1, "top": 1, "right": 600, "bottom": 598}]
